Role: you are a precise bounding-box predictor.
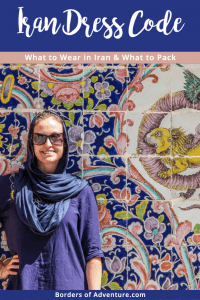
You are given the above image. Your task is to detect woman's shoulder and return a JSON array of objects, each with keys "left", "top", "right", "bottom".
[
  {"left": 75, "top": 184, "right": 97, "bottom": 207},
  {"left": 77, "top": 184, "right": 94, "bottom": 198}
]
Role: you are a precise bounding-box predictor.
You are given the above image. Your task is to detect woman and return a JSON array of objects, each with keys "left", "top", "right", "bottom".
[{"left": 0, "top": 110, "right": 104, "bottom": 290}]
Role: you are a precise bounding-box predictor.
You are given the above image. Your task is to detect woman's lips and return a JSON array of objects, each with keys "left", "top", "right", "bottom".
[{"left": 41, "top": 151, "right": 55, "bottom": 156}]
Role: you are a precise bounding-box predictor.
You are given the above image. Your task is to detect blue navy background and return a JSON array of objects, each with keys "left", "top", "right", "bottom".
[{"left": 0, "top": 0, "right": 199, "bottom": 51}]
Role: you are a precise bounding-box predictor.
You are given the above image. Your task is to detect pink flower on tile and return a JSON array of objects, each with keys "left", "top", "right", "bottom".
[
  {"left": 164, "top": 221, "right": 192, "bottom": 247},
  {"left": 114, "top": 68, "right": 129, "bottom": 83},
  {"left": 101, "top": 235, "right": 116, "bottom": 253},
  {"left": 111, "top": 187, "right": 139, "bottom": 205},
  {"left": 105, "top": 133, "right": 129, "bottom": 155},
  {"left": 8, "top": 124, "right": 19, "bottom": 139},
  {"left": 98, "top": 203, "right": 112, "bottom": 230},
  {"left": 89, "top": 113, "right": 109, "bottom": 128},
  {"left": 53, "top": 83, "right": 81, "bottom": 103},
  {"left": 192, "top": 234, "right": 200, "bottom": 244},
  {"left": 188, "top": 251, "right": 196, "bottom": 262},
  {"left": 133, "top": 82, "right": 143, "bottom": 92},
  {"left": 175, "top": 264, "right": 187, "bottom": 278},
  {"left": 18, "top": 76, "right": 27, "bottom": 85},
  {"left": 128, "top": 222, "right": 143, "bottom": 236}
]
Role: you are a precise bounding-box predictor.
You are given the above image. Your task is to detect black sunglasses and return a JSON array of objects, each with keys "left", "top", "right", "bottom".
[{"left": 32, "top": 133, "right": 64, "bottom": 145}]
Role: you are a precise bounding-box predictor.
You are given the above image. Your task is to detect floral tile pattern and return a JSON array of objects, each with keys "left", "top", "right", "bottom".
[
  {"left": 39, "top": 65, "right": 84, "bottom": 111},
  {"left": 127, "top": 201, "right": 172, "bottom": 247},
  {"left": 83, "top": 65, "right": 130, "bottom": 111},
  {"left": 0, "top": 64, "right": 40, "bottom": 110},
  {"left": 82, "top": 156, "right": 127, "bottom": 200},
  {"left": 102, "top": 246, "right": 128, "bottom": 290},
  {"left": 83, "top": 112, "right": 128, "bottom": 156},
  {"left": 127, "top": 246, "right": 173, "bottom": 290},
  {"left": 1, "top": 63, "right": 200, "bottom": 290}
]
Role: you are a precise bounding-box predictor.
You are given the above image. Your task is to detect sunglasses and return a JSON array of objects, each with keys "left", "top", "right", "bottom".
[{"left": 32, "top": 133, "right": 64, "bottom": 145}]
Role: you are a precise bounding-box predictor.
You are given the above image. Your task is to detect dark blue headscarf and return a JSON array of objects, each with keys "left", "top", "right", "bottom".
[{"left": 14, "top": 110, "right": 88, "bottom": 235}]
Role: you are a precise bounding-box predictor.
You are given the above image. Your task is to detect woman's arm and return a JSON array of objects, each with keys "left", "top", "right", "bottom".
[
  {"left": 79, "top": 186, "right": 104, "bottom": 289},
  {"left": 86, "top": 257, "right": 102, "bottom": 290}
]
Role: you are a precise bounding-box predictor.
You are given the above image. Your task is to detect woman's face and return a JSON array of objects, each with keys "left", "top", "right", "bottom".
[{"left": 33, "top": 116, "right": 64, "bottom": 174}]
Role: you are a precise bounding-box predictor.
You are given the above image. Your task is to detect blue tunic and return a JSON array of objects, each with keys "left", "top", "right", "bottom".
[{"left": 0, "top": 174, "right": 104, "bottom": 290}]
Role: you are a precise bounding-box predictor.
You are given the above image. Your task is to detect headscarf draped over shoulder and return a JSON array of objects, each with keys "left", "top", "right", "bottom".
[{"left": 14, "top": 110, "right": 88, "bottom": 235}]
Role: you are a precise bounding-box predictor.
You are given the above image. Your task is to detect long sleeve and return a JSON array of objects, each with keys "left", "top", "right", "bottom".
[{"left": 79, "top": 186, "right": 104, "bottom": 263}]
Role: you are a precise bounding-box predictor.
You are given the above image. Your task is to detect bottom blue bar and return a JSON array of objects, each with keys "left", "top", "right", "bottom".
[{"left": 0, "top": 290, "right": 199, "bottom": 300}]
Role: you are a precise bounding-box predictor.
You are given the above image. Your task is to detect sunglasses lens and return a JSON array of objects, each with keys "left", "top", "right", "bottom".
[
  {"left": 33, "top": 133, "right": 63, "bottom": 145},
  {"left": 50, "top": 134, "right": 63, "bottom": 145},
  {"left": 33, "top": 134, "right": 46, "bottom": 145}
]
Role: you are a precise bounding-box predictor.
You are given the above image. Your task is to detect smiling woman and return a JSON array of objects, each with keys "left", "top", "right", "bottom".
[
  {"left": 32, "top": 116, "right": 64, "bottom": 174},
  {"left": 0, "top": 110, "right": 104, "bottom": 290}
]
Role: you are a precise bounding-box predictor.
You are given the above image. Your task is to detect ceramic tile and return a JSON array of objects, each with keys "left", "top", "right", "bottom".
[
  {"left": 0, "top": 155, "right": 23, "bottom": 176},
  {"left": 171, "top": 66, "right": 200, "bottom": 110},
  {"left": 98, "top": 199, "right": 129, "bottom": 277},
  {"left": 127, "top": 200, "right": 172, "bottom": 247},
  {"left": 83, "top": 65, "right": 129, "bottom": 111},
  {"left": 171, "top": 246, "right": 198, "bottom": 290},
  {"left": 127, "top": 157, "right": 172, "bottom": 201},
  {"left": 82, "top": 156, "right": 126, "bottom": 200},
  {"left": 38, "top": 65, "right": 84, "bottom": 111},
  {"left": 40, "top": 64, "right": 83, "bottom": 72},
  {"left": 67, "top": 155, "right": 83, "bottom": 177},
  {"left": 126, "top": 111, "right": 172, "bottom": 156},
  {"left": 171, "top": 110, "right": 200, "bottom": 201},
  {"left": 172, "top": 64, "right": 200, "bottom": 69},
  {"left": 127, "top": 246, "right": 172, "bottom": 290},
  {"left": 83, "top": 112, "right": 128, "bottom": 156},
  {"left": 102, "top": 246, "right": 128, "bottom": 290},
  {"left": 186, "top": 226, "right": 200, "bottom": 246},
  {"left": 61, "top": 111, "right": 84, "bottom": 156},
  {"left": 0, "top": 111, "right": 17, "bottom": 157},
  {"left": 127, "top": 66, "right": 171, "bottom": 114},
  {"left": 0, "top": 64, "right": 41, "bottom": 110},
  {"left": 171, "top": 200, "right": 200, "bottom": 245},
  {"left": 98, "top": 199, "right": 128, "bottom": 239}
]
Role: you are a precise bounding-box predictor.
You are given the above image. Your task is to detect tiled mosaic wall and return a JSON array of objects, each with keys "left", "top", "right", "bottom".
[{"left": 1, "top": 63, "right": 200, "bottom": 290}]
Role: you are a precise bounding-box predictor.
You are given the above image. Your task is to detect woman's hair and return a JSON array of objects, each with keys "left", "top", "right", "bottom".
[{"left": 34, "top": 110, "right": 63, "bottom": 125}]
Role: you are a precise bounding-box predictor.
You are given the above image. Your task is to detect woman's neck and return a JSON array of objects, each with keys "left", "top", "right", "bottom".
[{"left": 37, "top": 161, "right": 57, "bottom": 174}]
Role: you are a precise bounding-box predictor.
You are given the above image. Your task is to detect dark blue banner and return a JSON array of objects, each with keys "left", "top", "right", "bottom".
[
  {"left": 1, "top": 290, "right": 200, "bottom": 300},
  {"left": 0, "top": 0, "right": 200, "bottom": 51}
]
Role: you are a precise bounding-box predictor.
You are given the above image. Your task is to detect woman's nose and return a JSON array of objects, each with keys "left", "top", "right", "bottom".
[{"left": 44, "top": 137, "right": 53, "bottom": 146}]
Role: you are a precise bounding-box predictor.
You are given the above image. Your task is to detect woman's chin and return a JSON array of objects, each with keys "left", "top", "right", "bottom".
[{"left": 38, "top": 157, "right": 59, "bottom": 165}]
